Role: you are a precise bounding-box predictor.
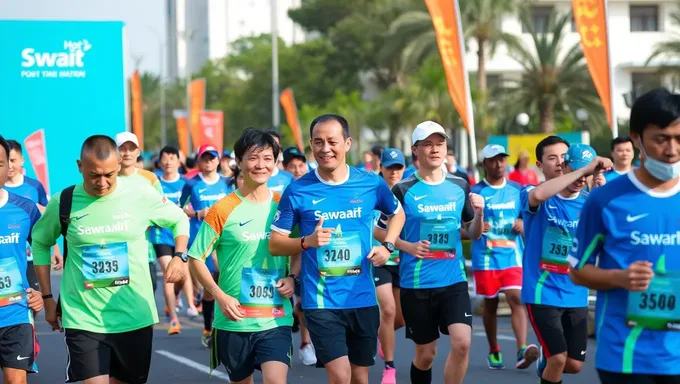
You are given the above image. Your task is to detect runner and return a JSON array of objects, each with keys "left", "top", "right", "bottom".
[
  {"left": 178, "top": 128, "right": 296, "bottom": 384},
  {"left": 282, "top": 146, "right": 308, "bottom": 180},
  {"left": 219, "top": 150, "right": 234, "bottom": 178},
  {"left": 403, "top": 153, "right": 419, "bottom": 179},
  {"left": 372, "top": 148, "right": 406, "bottom": 384},
  {"left": 178, "top": 144, "right": 231, "bottom": 348},
  {"left": 31, "top": 134, "right": 190, "bottom": 384},
  {"left": 376, "top": 121, "right": 484, "bottom": 384},
  {"left": 569, "top": 88, "right": 680, "bottom": 384},
  {"left": 520, "top": 137, "right": 612, "bottom": 384},
  {"left": 603, "top": 136, "right": 635, "bottom": 182},
  {"left": 150, "top": 145, "right": 199, "bottom": 335},
  {"left": 266, "top": 139, "right": 294, "bottom": 193},
  {"left": 269, "top": 114, "right": 405, "bottom": 384},
  {"left": 0, "top": 135, "right": 44, "bottom": 384},
  {"left": 267, "top": 130, "right": 286, "bottom": 171},
  {"left": 470, "top": 144, "right": 538, "bottom": 370}
]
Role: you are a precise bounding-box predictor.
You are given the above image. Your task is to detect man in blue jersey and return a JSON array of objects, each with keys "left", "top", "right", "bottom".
[
  {"left": 0, "top": 135, "right": 44, "bottom": 384},
  {"left": 151, "top": 146, "right": 198, "bottom": 335},
  {"left": 471, "top": 144, "right": 538, "bottom": 371},
  {"left": 282, "top": 146, "right": 308, "bottom": 180},
  {"left": 521, "top": 136, "right": 612, "bottom": 384},
  {"left": 6, "top": 140, "right": 62, "bottom": 286},
  {"left": 375, "top": 121, "right": 484, "bottom": 384},
  {"left": 569, "top": 88, "right": 680, "bottom": 384},
  {"left": 603, "top": 136, "right": 635, "bottom": 182},
  {"left": 177, "top": 144, "right": 230, "bottom": 347},
  {"left": 269, "top": 114, "right": 405, "bottom": 384}
]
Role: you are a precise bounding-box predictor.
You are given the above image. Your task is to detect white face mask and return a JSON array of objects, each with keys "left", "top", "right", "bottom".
[{"left": 639, "top": 139, "right": 680, "bottom": 181}]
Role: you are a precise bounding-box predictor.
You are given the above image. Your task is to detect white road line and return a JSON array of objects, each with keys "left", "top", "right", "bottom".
[
  {"left": 473, "top": 332, "right": 516, "bottom": 341},
  {"left": 155, "top": 350, "right": 230, "bottom": 381}
]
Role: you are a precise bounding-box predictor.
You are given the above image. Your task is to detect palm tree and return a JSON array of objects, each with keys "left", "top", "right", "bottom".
[
  {"left": 500, "top": 11, "right": 603, "bottom": 133},
  {"left": 645, "top": 0, "right": 680, "bottom": 89}
]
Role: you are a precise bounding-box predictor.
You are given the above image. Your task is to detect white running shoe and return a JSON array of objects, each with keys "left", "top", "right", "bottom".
[
  {"left": 186, "top": 307, "right": 199, "bottom": 318},
  {"left": 299, "top": 343, "right": 317, "bottom": 366}
]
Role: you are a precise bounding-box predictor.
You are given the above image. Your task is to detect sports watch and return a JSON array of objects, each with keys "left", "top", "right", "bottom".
[
  {"left": 382, "top": 242, "right": 395, "bottom": 253},
  {"left": 173, "top": 251, "right": 188, "bottom": 263}
]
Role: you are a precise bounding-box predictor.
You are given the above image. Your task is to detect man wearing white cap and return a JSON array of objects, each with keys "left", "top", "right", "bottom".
[
  {"left": 376, "top": 121, "right": 484, "bottom": 384},
  {"left": 470, "top": 144, "right": 538, "bottom": 371}
]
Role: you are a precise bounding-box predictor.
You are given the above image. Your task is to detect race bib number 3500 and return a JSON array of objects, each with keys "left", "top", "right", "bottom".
[
  {"left": 318, "top": 231, "right": 362, "bottom": 277},
  {"left": 81, "top": 242, "right": 130, "bottom": 290},
  {"left": 0, "top": 258, "right": 24, "bottom": 307},
  {"left": 239, "top": 268, "right": 285, "bottom": 318},
  {"left": 627, "top": 272, "right": 680, "bottom": 331}
]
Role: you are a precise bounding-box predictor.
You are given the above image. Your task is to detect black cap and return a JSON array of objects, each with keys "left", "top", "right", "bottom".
[{"left": 283, "top": 146, "right": 306, "bottom": 164}]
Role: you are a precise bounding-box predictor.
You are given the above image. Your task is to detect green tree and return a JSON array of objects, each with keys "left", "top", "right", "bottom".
[
  {"left": 646, "top": 0, "right": 680, "bottom": 88},
  {"left": 137, "top": 72, "right": 187, "bottom": 151}
]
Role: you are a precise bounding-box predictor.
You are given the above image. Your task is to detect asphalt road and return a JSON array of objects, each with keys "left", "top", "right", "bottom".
[{"left": 14, "top": 274, "right": 600, "bottom": 383}]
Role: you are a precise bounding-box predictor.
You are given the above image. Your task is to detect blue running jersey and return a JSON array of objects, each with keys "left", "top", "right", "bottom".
[
  {"left": 179, "top": 174, "right": 230, "bottom": 245},
  {"left": 603, "top": 169, "right": 628, "bottom": 182},
  {"left": 569, "top": 173, "right": 680, "bottom": 375},
  {"left": 0, "top": 192, "right": 40, "bottom": 328},
  {"left": 149, "top": 174, "right": 187, "bottom": 246},
  {"left": 267, "top": 168, "right": 294, "bottom": 194},
  {"left": 4, "top": 176, "right": 48, "bottom": 206},
  {"left": 271, "top": 166, "right": 400, "bottom": 310},
  {"left": 383, "top": 171, "right": 475, "bottom": 289},
  {"left": 470, "top": 179, "right": 524, "bottom": 271},
  {"left": 520, "top": 186, "right": 588, "bottom": 307}
]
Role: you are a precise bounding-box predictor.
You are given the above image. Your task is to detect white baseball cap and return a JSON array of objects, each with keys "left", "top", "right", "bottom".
[
  {"left": 412, "top": 121, "right": 450, "bottom": 144},
  {"left": 115, "top": 132, "right": 139, "bottom": 148},
  {"left": 480, "top": 144, "right": 509, "bottom": 161}
]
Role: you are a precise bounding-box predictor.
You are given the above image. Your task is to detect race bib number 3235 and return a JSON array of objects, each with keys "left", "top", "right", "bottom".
[{"left": 81, "top": 242, "right": 130, "bottom": 290}]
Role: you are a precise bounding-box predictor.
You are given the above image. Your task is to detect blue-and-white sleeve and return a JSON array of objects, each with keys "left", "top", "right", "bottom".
[
  {"left": 271, "top": 187, "right": 298, "bottom": 235},
  {"left": 36, "top": 183, "right": 48, "bottom": 206},
  {"left": 179, "top": 180, "right": 194, "bottom": 208},
  {"left": 27, "top": 204, "right": 41, "bottom": 245},
  {"left": 375, "top": 177, "right": 400, "bottom": 216},
  {"left": 520, "top": 185, "right": 538, "bottom": 214},
  {"left": 567, "top": 194, "right": 605, "bottom": 269}
]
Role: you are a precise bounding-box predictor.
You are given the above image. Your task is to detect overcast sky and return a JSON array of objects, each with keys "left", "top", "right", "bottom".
[{"left": 0, "top": 0, "right": 165, "bottom": 76}]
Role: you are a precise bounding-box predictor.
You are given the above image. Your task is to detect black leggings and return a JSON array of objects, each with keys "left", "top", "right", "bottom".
[{"left": 598, "top": 370, "right": 680, "bottom": 384}]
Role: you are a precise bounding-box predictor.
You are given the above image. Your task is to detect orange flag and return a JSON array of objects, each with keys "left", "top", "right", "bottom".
[
  {"left": 280, "top": 88, "right": 304, "bottom": 151},
  {"left": 199, "top": 110, "right": 224, "bottom": 154},
  {"left": 130, "top": 71, "right": 144, "bottom": 150},
  {"left": 188, "top": 78, "right": 206, "bottom": 150},
  {"left": 173, "top": 110, "right": 189, "bottom": 157},
  {"left": 573, "top": 0, "right": 617, "bottom": 137}
]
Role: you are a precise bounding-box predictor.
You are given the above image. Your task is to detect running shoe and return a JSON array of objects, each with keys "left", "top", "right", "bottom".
[
  {"left": 186, "top": 306, "right": 199, "bottom": 318},
  {"left": 536, "top": 346, "right": 547, "bottom": 379},
  {"left": 299, "top": 343, "right": 317, "bottom": 366},
  {"left": 168, "top": 318, "right": 181, "bottom": 335},
  {"left": 516, "top": 344, "right": 539, "bottom": 369},
  {"left": 487, "top": 351, "right": 505, "bottom": 370},
  {"left": 381, "top": 366, "right": 397, "bottom": 384},
  {"left": 201, "top": 330, "right": 212, "bottom": 348}
]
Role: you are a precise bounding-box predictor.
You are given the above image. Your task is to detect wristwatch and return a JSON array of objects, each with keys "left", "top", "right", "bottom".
[
  {"left": 381, "top": 242, "right": 395, "bottom": 253},
  {"left": 173, "top": 251, "right": 188, "bottom": 263},
  {"left": 288, "top": 273, "right": 300, "bottom": 287}
]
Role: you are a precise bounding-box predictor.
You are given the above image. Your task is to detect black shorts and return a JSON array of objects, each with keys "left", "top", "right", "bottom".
[
  {"left": 64, "top": 326, "right": 153, "bottom": 383},
  {"left": 401, "top": 282, "right": 472, "bottom": 345},
  {"left": 598, "top": 370, "right": 680, "bottom": 384},
  {"left": 0, "top": 324, "right": 37, "bottom": 372},
  {"left": 211, "top": 326, "right": 292, "bottom": 382},
  {"left": 304, "top": 306, "right": 380, "bottom": 367},
  {"left": 526, "top": 303, "right": 588, "bottom": 362},
  {"left": 374, "top": 265, "right": 400, "bottom": 288},
  {"left": 26, "top": 261, "right": 40, "bottom": 291},
  {"left": 153, "top": 244, "right": 174, "bottom": 258}
]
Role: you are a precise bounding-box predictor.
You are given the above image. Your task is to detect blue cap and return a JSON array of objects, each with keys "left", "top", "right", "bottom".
[
  {"left": 222, "top": 150, "right": 233, "bottom": 158},
  {"left": 564, "top": 144, "right": 596, "bottom": 170},
  {"left": 380, "top": 148, "right": 406, "bottom": 168}
]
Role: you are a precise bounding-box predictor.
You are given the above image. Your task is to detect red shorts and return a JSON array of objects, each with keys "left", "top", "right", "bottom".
[{"left": 473, "top": 267, "right": 523, "bottom": 298}]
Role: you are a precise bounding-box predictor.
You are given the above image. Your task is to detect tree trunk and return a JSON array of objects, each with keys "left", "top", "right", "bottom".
[{"left": 539, "top": 98, "right": 555, "bottom": 133}]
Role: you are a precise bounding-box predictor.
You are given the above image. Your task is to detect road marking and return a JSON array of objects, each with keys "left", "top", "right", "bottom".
[
  {"left": 473, "top": 332, "right": 516, "bottom": 341},
  {"left": 155, "top": 350, "right": 230, "bottom": 381}
]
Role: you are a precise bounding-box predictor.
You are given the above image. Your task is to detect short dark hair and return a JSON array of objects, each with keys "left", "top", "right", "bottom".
[
  {"left": 81, "top": 135, "right": 118, "bottom": 161},
  {"left": 266, "top": 130, "right": 281, "bottom": 141},
  {"left": 0, "top": 135, "right": 9, "bottom": 160},
  {"left": 228, "top": 167, "right": 241, "bottom": 188},
  {"left": 630, "top": 88, "right": 680, "bottom": 136},
  {"left": 234, "top": 127, "right": 281, "bottom": 161},
  {"left": 6, "top": 140, "right": 22, "bottom": 154},
  {"left": 136, "top": 155, "right": 144, "bottom": 162},
  {"left": 610, "top": 136, "right": 634, "bottom": 150},
  {"left": 535, "top": 135, "right": 570, "bottom": 162},
  {"left": 160, "top": 145, "right": 180, "bottom": 158},
  {"left": 309, "top": 114, "right": 350, "bottom": 139},
  {"left": 371, "top": 145, "right": 383, "bottom": 157}
]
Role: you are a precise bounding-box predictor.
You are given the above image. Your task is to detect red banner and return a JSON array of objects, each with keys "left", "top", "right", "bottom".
[
  {"left": 130, "top": 71, "right": 144, "bottom": 150},
  {"left": 280, "top": 88, "right": 304, "bottom": 151},
  {"left": 198, "top": 111, "right": 224, "bottom": 154},
  {"left": 188, "top": 79, "right": 206, "bottom": 150},
  {"left": 23, "top": 129, "right": 50, "bottom": 196}
]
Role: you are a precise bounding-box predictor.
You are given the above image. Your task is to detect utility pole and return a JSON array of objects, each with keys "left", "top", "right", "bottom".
[{"left": 271, "top": 0, "right": 280, "bottom": 132}]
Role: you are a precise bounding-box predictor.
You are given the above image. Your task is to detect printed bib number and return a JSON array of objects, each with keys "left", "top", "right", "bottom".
[
  {"left": 239, "top": 268, "right": 285, "bottom": 318},
  {"left": 627, "top": 272, "right": 680, "bottom": 331},
  {"left": 318, "top": 231, "right": 362, "bottom": 277},
  {"left": 540, "top": 226, "right": 572, "bottom": 274},
  {"left": 420, "top": 219, "right": 457, "bottom": 259},
  {"left": 0, "top": 258, "right": 24, "bottom": 307},
  {"left": 81, "top": 242, "right": 130, "bottom": 289}
]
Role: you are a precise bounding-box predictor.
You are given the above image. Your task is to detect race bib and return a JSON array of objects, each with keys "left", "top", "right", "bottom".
[
  {"left": 81, "top": 242, "right": 130, "bottom": 290},
  {"left": 239, "top": 268, "right": 285, "bottom": 318},
  {"left": 420, "top": 219, "right": 457, "bottom": 259},
  {"left": 627, "top": 272, "right": 680, "bottom": 331},
  {"left": 0, "top": 258, "right": 24, "bottom": 307},
  {"left": 540, "top": 226, "right": 571, "bottom": 274},
  {"left": 318, "top": 231, "right": 362, "bottom": 277}
]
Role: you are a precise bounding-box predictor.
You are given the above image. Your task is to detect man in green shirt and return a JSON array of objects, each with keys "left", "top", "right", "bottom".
[
  {"left": 32, "top": 135, "right": 190, "bottom": 384},
  {"left": 181, "top": 128, "right": 296, "bottom": 383}
]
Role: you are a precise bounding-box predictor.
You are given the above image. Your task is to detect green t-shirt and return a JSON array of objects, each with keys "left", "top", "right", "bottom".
[
  {"left": 188, "top": 190, "right": 293, "bottom": 333},
  {"left": 31, "top": 179, "right": 190, "bottom": 333}
]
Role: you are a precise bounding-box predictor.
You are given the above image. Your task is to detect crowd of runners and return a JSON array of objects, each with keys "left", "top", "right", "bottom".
[{"left": 0, "top": 87, "right": 678, "bottom": 384}]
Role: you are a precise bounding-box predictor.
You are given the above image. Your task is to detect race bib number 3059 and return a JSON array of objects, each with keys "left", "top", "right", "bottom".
[
  {"left": 0, "top": 258, "right": 24, "bottom": 307},
  {"left": 81, "top": 242, "right": 130, "bottom": 290},
  {"left": 239, "top": 268, "right": 285, "bottom": 318}
]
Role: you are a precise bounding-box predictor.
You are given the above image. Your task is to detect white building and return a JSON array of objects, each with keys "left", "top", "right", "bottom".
[{"left": 166, "top": 0, "right": 305, "bottom": 79}]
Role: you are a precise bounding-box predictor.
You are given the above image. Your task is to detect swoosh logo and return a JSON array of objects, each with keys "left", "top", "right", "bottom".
[
  {"left": 547, "top": 205, "right": 557, "bottom": 209},
  {"left": 484, "top": 196, "right": 494, "bottom": 201},
  {"left": 413, "top": 195, "right": 427, "bottom": 201},
  {"left": 71, "top": 213, "right": 89, "bottom": 221},
  {"left": 464, "top": 313, "right": 472, "bottom": 317},
  {"left": 198, "top": 188, "right": 207, "bottom": 194},
  {"left": 312, "top": 198, "right": 326, "bottom": 205},
  {"left": 239, "top": 219, "right": 253, "bottom": 227},
  {"left": 16, "top": 356, "right": 30, "bottom": 361},
  {"left": 626, "top": 213, "right": 648, "bottom": 223}
]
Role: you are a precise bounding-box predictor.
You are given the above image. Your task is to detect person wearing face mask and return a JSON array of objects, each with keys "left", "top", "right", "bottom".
[
  {"left": 521, "top": 138, "right": 612, "bottom": 384},
  {"left": 569, "top": 88, "right": 680, "bottom": 384}
]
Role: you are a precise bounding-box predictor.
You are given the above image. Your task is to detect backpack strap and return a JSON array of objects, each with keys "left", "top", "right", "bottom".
[{"left": 57, "top": 185, "right": 75, "bottom": 316}]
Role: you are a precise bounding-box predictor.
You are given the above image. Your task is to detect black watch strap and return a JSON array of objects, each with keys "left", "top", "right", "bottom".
[
  {"left": 173, "top": 252, "right": 188, "bottom": 262},
  {"left": 42, "top": 294, "right": 53, "bottom": 300}
]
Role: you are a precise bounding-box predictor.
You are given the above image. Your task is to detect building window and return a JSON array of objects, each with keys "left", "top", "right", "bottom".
[
  {"left": 523, "top": 6, "right": 554, "bottom": 34},
  {"left": 631, "top": 72, "right": 662, "bottom": 101},
  {"left": 630, "top": 5, "right": 659, "bottom": 32}
]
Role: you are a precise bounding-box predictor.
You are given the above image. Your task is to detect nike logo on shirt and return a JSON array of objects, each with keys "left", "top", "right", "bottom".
[
  {"left": 312, "top": 198, "right": 326, "bottom": 205},
  {"left": 71, "top": 214, "right": 89, "bottom": 221},
  {"left": 239, "top": 219, "right": 253, "bottom": 227},
  {"left": 413, "top": 195, "right": 427, "bottom": 201},
  {"left": 626, "top": 213, "right": 648, "bottom": 222}
]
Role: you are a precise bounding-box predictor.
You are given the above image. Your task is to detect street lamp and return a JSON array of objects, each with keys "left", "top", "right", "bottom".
[
  {"left": 576, "top": 109, "right": 589, "bottom": 131},
  {"left": 516, "top": 113, "right": 529, "bottom": 133}
]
